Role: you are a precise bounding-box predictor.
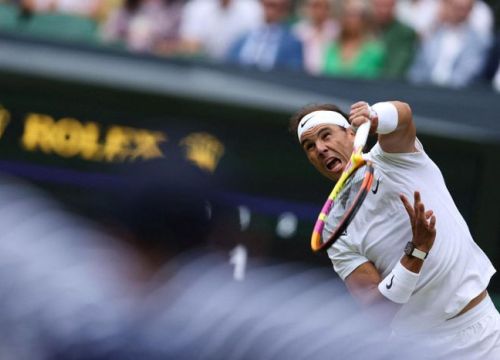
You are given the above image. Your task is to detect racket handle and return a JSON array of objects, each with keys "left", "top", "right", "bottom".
[{"left": 353, "top": 121, "right": 370, "bottom": 149}]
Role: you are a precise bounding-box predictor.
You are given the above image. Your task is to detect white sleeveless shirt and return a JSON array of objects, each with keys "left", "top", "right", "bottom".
[{"left": 325, "top": 139, "right": 495, "bottom": 335}]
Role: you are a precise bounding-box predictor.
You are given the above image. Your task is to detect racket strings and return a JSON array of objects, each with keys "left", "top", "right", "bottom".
[
  {"left": 311, "top": 163, "right": 374, "bottom": 252},
  {"left": 324, "top": 167, "right": 367, "bottom": 237}
]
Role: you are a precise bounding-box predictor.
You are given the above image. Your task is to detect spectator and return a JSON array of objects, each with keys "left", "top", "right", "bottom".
[
  {"left": 397, "top": 0, "right": 493, "bottom": 43},
  {"left": 226, "top": 0, "right": 303, "bottom": 71},
  {"left": 482, "top": 31, "right": 500, "bottom": 83},
  {"left": 396, "top": 0, "right": 439, "bottom": 37},
  {"left": 176, "top": 0, "right": 262, "bottom": 60},
  {"left": 101, "top": 0, "right": 182, "bottom": 53},
  {"left": 322, "top": 0, "right": 385, "bottom": 79},
  {"left": 408, "top": 0, "right": 490, "bottom": 88},
  {"left": 293, "top": 0, "right": 339, "bottom": 75},
  {"left": 466, "top": 0, "right": 494, "bottom": 44},
  {"left": 372, "top": 0, "right": 417, "bottom": 78},
  {"left": 96, "top": 0, "right": 124, "bottom": 22}
]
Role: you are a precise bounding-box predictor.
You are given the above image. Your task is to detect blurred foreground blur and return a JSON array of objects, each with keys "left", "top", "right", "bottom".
[
  {"left": 0, "top": 175, "right": 430, "bottom": 360},
  {"left": 0, "top": 175, "right": 141, "bottom": 359}
]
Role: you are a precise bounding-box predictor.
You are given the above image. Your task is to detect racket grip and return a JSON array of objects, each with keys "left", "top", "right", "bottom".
[{"left": 353, "top": 121, "right": 370, "bottom": 149}]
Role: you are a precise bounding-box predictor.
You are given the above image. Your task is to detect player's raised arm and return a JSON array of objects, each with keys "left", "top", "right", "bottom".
[{"left": 349, "top": 101, "right": 416, "bottom": 154}]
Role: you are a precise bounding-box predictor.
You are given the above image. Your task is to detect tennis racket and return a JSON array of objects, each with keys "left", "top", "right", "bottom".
[{"left": 311, "top": 121, "right": 374, "bottom": 252}]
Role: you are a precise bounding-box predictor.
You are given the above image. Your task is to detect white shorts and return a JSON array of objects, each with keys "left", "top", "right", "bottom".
[{"left": 399, "top": 295, "right": 500, "bottom": 359}]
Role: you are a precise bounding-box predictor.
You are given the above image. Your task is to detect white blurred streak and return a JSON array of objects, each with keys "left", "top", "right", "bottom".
[
  {"left": 229, "top": 244, "right": 247, "bottom": 281},
  {"left": 0, "top": 176, "right": 141, "bottom": 359},
  {"left": 133, "top": 251, "right": 426, "bottom": 360},
  {"left": 237, "top": 205, "right": 251, "bottom": 231},
  {"left": 275, "top": 212, "right": 298, "bottom": 239}
]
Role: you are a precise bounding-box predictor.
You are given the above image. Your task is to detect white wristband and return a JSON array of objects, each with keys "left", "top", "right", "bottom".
[
  {"left": 371, "top": 102, "right": 398, "bottom": 134},
  {"left": 378, "top": 261, "right": 420, "bottom": 304}
]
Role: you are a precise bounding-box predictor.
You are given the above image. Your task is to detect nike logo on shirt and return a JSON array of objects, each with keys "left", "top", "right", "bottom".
[
  {"left": 371, "top": 178, "right": 380, "bottom": 194},
  {"left": 386, "top": 275, "right": 395, "bottom": 289}
]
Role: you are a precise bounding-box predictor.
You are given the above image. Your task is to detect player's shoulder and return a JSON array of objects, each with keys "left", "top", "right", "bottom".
[{"left": 367, "top": 139, "right": 429, "bottom": 169}]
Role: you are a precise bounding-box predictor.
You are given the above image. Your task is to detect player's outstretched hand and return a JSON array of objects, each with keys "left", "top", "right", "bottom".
[
  {"left": 349, "top": 101, "right": 378, "bottom": 134},
  {"left": 400, "top": 191, "right": 436, "bottom": 253}
]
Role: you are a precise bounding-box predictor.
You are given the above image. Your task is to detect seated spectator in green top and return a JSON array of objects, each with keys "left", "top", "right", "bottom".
[
  {"left": 293, "top": 0, "right": 339, "bottom": 75},
  {"left": 322, "top": 0, "right": 384, "bottom": 78},
  {"left": 372, "top": 0, "right": 417, "bottom": 78}
]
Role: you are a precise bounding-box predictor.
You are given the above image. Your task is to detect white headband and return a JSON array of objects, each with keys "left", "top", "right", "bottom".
[{"left": 297, "top": 110, "right": 350, "bottom": 141}]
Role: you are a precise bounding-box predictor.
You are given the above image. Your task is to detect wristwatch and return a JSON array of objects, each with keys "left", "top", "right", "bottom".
[{"left": 404, "top": 241, "right": 428, "bottom": 260}]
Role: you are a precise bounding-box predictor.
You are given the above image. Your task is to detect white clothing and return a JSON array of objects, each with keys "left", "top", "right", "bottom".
[
  {"left": 430, "top": 24, "right": 466, "bottom": 85},
  {"left": 395, "top": 295, "right": 500, "bottom": 359},
  {"left": 396, "top": 0, "right": 493, "bottom": 43},
  {"left": 396, "top": 0, "right": 438, "bottom": 37},
  {"left": 469, "top": 0, "right": 494, "bottom": 44},
  {"left": 326, "top": 140, "right": 496, "bottom": 337},
  {"left": 180, "top": 0, "right": 263, "bottom": 59},
  {"left": 238, "top": 24, "right": 282, "bottom": 70}
]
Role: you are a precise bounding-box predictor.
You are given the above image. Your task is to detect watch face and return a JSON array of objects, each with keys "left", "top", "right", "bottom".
[{"left": 404, "top": 241, "right": 414, "bottom": 256}]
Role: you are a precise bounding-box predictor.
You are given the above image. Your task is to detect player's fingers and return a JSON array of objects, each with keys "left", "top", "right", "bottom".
[
  {"left": 351, "top": 101, "right": 369, "bottom": 110},
  {"left": 418, "top": 202, "right": 426, "bottom": 218},
  {"left": 349, "top": 115, "right": 370, "bottom": 129},
  {"left": 349, "top": 108, "right": 370, "bottom": 120},
  {"left": 413, "top": 192, "right": 422, "bottom": 216},
  {"left": 350, "top": 104, "right": 370, "bottom": 114},
  {"left": 349, "top": 108, "right": 369, "bottom": 117},
  {"left": 400, "top": 194, "right": 415, "bottom": 220},
  {"left": 429, "top": 215, "right": 436, "bottom": 231},
  {"left": 349, "top": 115, "right": 369, "bottom": 127},
  {"left": 414, "top": 191, "right": 421, "bottom": 207},
  {"left": 425, "top": 210, "right": 433, "bottom": 219}
]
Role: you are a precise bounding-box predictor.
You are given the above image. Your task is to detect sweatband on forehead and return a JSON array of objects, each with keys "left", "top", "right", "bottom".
[{"left": 297, "top": 110, "right": 350, "bottom": 141}]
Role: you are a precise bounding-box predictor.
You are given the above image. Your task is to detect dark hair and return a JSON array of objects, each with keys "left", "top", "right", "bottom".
[{"left": 289, "top": 103, "right": 349, "bottom": 136}]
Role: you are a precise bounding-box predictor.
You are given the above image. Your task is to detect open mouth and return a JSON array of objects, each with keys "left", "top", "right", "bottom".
[{"left": 326, "top": 158, "right": 342, "bottom": 172}]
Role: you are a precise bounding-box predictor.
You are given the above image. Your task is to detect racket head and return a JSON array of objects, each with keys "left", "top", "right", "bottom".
[
  {"left": 310, "top": 121, "right": 371, "bottom": 252},
  {"left": 311, "top": 162, "right": 374, "bottom": 252}
]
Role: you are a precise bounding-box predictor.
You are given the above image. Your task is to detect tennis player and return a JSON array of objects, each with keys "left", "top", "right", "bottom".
[{"left": 291, "top": 101, "right": 500, "bottom": 358}]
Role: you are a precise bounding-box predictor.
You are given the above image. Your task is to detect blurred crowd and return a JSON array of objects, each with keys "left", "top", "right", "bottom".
[{"left": 1, "top": 0, "right": 500, "bottom": 87}]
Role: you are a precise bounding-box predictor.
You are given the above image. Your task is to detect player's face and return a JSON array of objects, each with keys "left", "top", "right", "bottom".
[{"left": 300, "top": 124, "right": 354, "bottom": 181}]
